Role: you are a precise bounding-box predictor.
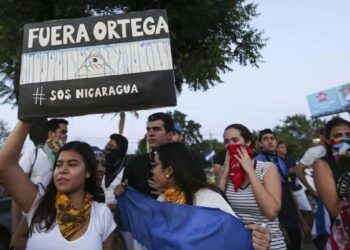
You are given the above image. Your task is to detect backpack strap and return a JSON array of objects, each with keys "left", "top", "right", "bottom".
[{"left": 28, "top": 147, "right": 39, "bottom": 178}]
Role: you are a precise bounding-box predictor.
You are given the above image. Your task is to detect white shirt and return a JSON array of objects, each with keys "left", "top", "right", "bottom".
[
  {"left": 19, "top": 147, "right": 52, "bottom": 187},
  {"left": 102, "top": 168, "right": 124, "bottom": 205},
  {"left": 299, "top": 145, "right": 326, "bottom": 167},
  {"left": 158, "top": 188, "right": 237, "bottom": 217},
  {"left": 25, "top": 187, "right": 116, "bottom": 250}
]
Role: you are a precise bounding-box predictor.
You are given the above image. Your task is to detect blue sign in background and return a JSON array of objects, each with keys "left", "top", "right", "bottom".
[
  {"left": 336, "top": 83, "right": 350, "bottom": 109},
  {"left": 307, "top": 87, "right": 343, "bottom": 118}
]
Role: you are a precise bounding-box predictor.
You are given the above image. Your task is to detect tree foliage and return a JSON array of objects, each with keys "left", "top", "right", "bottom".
[
  {"left": 0, "top": 0, "right": 266, "bottom": 104},
  {"left": 273, "top": 114, "right": 326, "bottom": 159}
]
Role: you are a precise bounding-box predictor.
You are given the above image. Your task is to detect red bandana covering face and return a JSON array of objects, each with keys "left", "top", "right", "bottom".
[{"left": 227, "top": 144, "right": 254, "bottom": 191}]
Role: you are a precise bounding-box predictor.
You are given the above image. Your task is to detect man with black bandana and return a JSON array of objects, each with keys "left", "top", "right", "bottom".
[
  {"left": 256, "top": 129, "right": 301, "bottom": 250},
  {"left": 102, "top": 133, "right": 128, "bottom": 212}
]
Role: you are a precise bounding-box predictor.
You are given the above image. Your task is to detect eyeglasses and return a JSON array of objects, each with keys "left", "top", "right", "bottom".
[{"left": 151, "top": 162, "right": 162, "bottom": 168}]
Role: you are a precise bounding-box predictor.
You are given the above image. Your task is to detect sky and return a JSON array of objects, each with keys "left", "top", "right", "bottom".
[{"left": 1, "top": 0, "right": 350, "bottom": 153}]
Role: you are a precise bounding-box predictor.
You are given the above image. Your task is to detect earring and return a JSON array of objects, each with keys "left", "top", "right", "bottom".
[{"left": 165, "top": 174, "right": 170, "bottom": 178}]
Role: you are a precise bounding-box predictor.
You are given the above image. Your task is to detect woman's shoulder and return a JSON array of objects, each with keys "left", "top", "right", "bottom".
[
  {"left": 195, "top": 188, "right": 226, "bottom": 204},
  {"left": 255, "top": 160, "right": 274, "bottom": 178},
  {"left": 92, "top": 200, "right": 110, "bottom": 212},
  {"left": 195, "top": 188, "right": 236, "bottom": 216}
]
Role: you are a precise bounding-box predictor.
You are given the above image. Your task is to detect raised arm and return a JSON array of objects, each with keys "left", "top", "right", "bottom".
[
  {"left": 293, "top": 162, "right": 318, "bottom": 197},
  {"left": 248, "top": 163, "right": 281, "bottom": 221},
  {"left": 0, "top": 121, "right": 38, "bottom": 213},
  {"left": 236, "top": 149, "right": 281, "bottom": 220},
  {"left": 313, "top": 159, "right": 344, "bottom": 218}
]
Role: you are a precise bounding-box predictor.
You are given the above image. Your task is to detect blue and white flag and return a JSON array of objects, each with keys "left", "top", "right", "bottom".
[
  {"left": 117, "top": 187, "right": 253, "bottom": 250},
  {"left": 204, "top": 150, "right": 216, "bottom": 161}
]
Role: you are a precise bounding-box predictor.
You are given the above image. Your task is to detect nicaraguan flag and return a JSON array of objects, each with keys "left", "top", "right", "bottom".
[
  {"left": 204, "top": 150, "right": 216, "bottom": 161},
  {"left": 117, "top": 187, "right": 253, "bottom": 250}
]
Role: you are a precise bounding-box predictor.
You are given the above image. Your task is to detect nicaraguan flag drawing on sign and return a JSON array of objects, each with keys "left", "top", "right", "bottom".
[
  {"left": 204, "top": 150, "right": 216, "bottom": 161},
  {"left": 117, "top": 187, "right": 253, "bottom": 250}
]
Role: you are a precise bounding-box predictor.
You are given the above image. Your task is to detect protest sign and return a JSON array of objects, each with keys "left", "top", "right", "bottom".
[{"left": 18, "top": 10, "right": 176, "bottom": 119}]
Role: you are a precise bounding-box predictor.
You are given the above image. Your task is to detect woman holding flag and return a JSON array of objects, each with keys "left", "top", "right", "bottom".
[
  {"left": 217, "top": 124, "right": 286, "bottom": 249},
  {"left": 116, "top": 142, "right": 271, "bottom": 250},
  {"left": 0, "top": 121, "right": 116, "bottom": 250}
]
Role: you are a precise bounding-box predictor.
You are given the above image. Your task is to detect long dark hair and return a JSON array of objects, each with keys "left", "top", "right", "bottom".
[
  {"left": 156, "top": 142, "right": 225, "bottom": 205},
  {"left": 29, "top": 141, "right": 97, "bottom": 234}
]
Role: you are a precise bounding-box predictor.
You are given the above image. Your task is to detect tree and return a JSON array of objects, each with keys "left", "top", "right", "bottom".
[
  {"left": 0, "top": 119, "right": 10, "bottom": 147},
  {"left": 0, "top": 0, "right": 266, "bottom": 104},
  {"left": 273, "top": 114, "right": 326, "bottom": 159}
]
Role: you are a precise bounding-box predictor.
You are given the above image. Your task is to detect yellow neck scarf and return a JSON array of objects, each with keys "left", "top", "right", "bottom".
[
  {"left": 55, "top": 192, "right": 93, "bottom": 239},
  {"left": 163, "top": 187, "right": 186, "bottom": 205}
]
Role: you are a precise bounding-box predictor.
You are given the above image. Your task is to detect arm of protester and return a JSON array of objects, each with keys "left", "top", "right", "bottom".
[
  {"left": 103, "top": 232, "right": 114, "bottom": 250},
  {"left": 313, "top": 159, "right": 344, "bottom": 218},
  {"left": 0, "top": 121, "right": 37, "bottom": 213},
  {"left": 213, "top": 163, "right": 222, "bottom": 179},
  {"left": 107, "top": 203, "right": 117, "bottom": 212},
  {"left": 245, "top": 223, "right": 271, "bottom": 250},
  {"left": 216, "top": 151, "right": 229, "bottom": 191},
  {"left": 114, "top": 179, "right": 128, "bottom": 198},
  {"left": 294, "top": 162, "right": 318, "bottom": 197},
  {"left": 236, "top": 149, "right": 281, "bottom": 220}
]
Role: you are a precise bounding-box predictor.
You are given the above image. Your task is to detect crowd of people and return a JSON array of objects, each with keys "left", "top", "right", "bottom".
[{"left": 0, "top": 112, "right": 349, "bottom": 249}]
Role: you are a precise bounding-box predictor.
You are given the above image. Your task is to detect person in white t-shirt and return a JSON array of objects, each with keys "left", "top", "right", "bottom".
[
  {"left": 11, "top": 118, "right": 69, "bottom": 250},
  {"left": 294, "top": 128, "right": 326, "bottom": 197},
  {"left": 0, "top": 121, "right": 115, "bottom": 250}
]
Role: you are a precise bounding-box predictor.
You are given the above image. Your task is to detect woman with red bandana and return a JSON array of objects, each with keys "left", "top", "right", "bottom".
[
  {"left": 313, "top": 117, "right": 350, "bottom": 249},
  {"left": 0, "top": 121, "right": 116, "bottom": 250},
  {"left": 217, "top": 124, "right": 286, "bottom": 249}
]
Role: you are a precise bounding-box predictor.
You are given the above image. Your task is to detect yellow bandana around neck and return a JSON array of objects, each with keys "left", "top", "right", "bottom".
[
  {"left": 163, "top": 187, "right": 186, "bottom": 205},
  {"left": 55, "top": 192, "right": 93, "bottom": 239}
]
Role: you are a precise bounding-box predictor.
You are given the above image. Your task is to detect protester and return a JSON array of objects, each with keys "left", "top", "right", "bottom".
[
  {"left": 0, "top": 121, "right": 115, "bottom": 250},
  {"left": 313, "top": 117, "right": 350, "bottom": 217},
  {"left": 11, "top": 118, "right": 69, "bottom": 250},
  {"left": 313, "top": 117, "right": 350, "bottom": 249},
  {"left": 116, "top": 142, "right": 271, "bottom": 250},
  {"left": 172, "top": 122, "right": 184, "bottom": 142},
  {"left": 102, "top": 134, "right": 128, "bottom": 211},
  {"left": 294, "top": 128, "right": 326, "bottom": 197},
  {"left": 276, "top": 141, "right": 312, "bottom": 242},
  {"left": 292, "top": 128, "right": 329, "bottom": 249},
  {"left": 256, "top": 129, "right": 301, "bottom": 250},
  {"left": 216, "top": 124, "right": 285, "bottom": 249},
  {"left": 91, "top": 146, "right": 106, "bottom": 203},
  {"left": 122, "top": 112, "right": 176, "bottom": 198}
]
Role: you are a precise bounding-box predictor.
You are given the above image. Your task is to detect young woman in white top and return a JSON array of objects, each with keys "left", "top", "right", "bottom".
[{"left": 0, "top": 121, "right": 116, "bottom": 250}]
